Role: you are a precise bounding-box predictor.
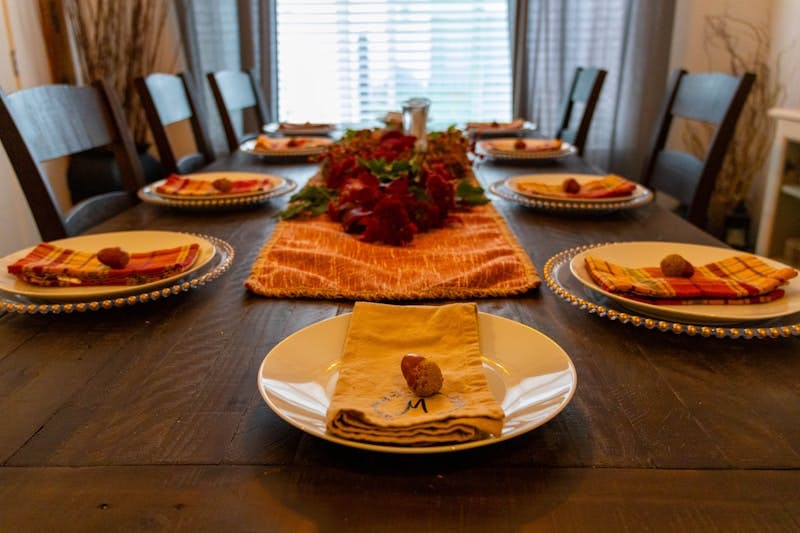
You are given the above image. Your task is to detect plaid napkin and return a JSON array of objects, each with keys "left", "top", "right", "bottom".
[
  {"left": 516, "top": 174, "right": 637, "bottom": 199},
  {"left": 485, "top": 138, "right": 563, "bottom": 153},
  {"left": 277, "top": 122, "right": 333, "bottom": 133},
  {"left": 584, "top": 254, "right": 798, "bottom": 305},
  {"left": 245, "top": 204, "right": 540, "bottom": 300},
  {"left": 7, "top": 242, "right": 200, "bottom": 287},
  {"left": 155, "top": 174, "right": 277, "bottom": 196},
  {"left": 326, "top": 302, "right": 504, "bottom": 446}
]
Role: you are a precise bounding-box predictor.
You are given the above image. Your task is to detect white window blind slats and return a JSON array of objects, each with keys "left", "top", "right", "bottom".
[{"left": 275, "top": 0, "right": 512, "bottom": 124}]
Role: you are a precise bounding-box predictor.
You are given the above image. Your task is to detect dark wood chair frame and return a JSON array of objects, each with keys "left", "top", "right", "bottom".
[
  {"left": 135, "top": 72, "right": 215, "bottom": 175},
  {"left": 640, "top": 68, "right": 755, "bottom": 230},
  {"left": 206, "top": 69, "right": 270, "bottom": 153},
  {"left": 555, "top": 67, "right": 607, "bottom": 156},
  {"left": 0, "top": 79, "right": 145, "bottom": 242}
]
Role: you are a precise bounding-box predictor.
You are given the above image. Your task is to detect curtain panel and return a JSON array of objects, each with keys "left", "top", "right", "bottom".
[{"left": 176, "top": 0, "right": 675, "bottom": 179}]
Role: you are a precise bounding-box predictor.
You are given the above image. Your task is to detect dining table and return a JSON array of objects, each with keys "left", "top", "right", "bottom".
[{"left": 0, "top": 142, "right": 798, "bottom": 532}]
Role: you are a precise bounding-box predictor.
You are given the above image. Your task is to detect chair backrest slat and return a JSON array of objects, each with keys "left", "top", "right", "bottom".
[
  {"left": 640, "top": 68, "right": 755, "bottom": 231},
  {"left": 555, "top": 67, "right": 606, "bottom": 156},
  {"left": 135, "top": 72, "right": 215, "bottom": 175},
  {"left": 0, "top": 80, "right": 144, "bottom": 241},
  {"left": 207, "top": 69, "right": 270, "bottom": 153}
]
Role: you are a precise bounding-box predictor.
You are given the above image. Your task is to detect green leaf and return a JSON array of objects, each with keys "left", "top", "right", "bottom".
[
  {"left": 279, "top": 185, "right": 336, "bottom": 219},
  {"left": 456, "top": 180, "right": 490, "bottom": 205}
]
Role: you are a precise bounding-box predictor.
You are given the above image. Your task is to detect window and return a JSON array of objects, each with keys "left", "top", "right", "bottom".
[{"left": 275, "top": 0, "right": 512, "bottom": 125}]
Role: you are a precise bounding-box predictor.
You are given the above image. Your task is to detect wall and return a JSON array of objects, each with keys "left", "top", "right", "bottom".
[{"left": 0, "top": 2, "right": 51, "bottom": 255}]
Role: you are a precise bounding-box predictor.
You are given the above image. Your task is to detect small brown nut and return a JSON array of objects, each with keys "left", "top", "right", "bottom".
[
  {"left": 513, "top": 139, "right": 527, "bottom": 150},
  {"left": 562, "top": 178, "right": 581, "bottom": 194},
  {"left": 212, "top": 178, "right": 233, "bottom": 193},
  {"left": 401, "top": 353, "right": 443, "bottom": 397},
  {"left": 660, "top": 254, "right": 695, "bottom": 277},
  {"left": 97, "top": 247, "right": 130, "bottom": 269}
]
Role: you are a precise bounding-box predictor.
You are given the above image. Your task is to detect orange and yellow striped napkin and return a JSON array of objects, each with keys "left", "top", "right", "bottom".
[
  {"left": 7, "top": 242, "right": 200, "bottom": 287},
  {"left": 155, "top": 174, "right": 277, "bottom": 196},
  {"left": 584, "top": 254, "right": 797, "bottom": 305},
  {"left": 245, "top": 204, "right": 539, "bottom": 300}
]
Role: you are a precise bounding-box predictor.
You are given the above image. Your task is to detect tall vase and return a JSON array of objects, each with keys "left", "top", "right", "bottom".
[{"left": 67, "top": 143, "right": 164, "bottom": 204}]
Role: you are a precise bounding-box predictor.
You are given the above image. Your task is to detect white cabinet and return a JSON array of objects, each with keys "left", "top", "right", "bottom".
[{"left": 755, "top": 108, "right": 800, "bottom": 266}]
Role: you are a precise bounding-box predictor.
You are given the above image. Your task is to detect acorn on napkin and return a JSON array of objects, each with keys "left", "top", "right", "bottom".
[
  {"left": 7, "top": 242, "right": 200, "bottom": 287},
  {"left": 584, "top": 254, "right": 797, "bottom": 305},
  {"left": 326, "top": 302, "right": 504, "bottom": 446},
  {"left": 155, "top": 174, "right": 277, "bottom": 196},
  {"left": 516, "top": 174, "right": 637, "bottom": 199}
]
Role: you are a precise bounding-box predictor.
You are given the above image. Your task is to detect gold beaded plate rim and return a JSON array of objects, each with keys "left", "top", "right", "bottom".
[
  {"left": 0, "top": 234, "right": 234, "bottom": 315},
  {"left": 543, "top": 242, "right": 800, "bottom": 339}
]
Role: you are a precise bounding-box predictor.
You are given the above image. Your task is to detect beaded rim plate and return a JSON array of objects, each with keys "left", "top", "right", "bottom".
[
  {"left": 543, "top": 243, "right": 800, "bottom": 339},
  {"left": 150, "top": 172, "right": 287, "bottom": 200},
  {"left": 489, "top": 179, "right": 653, "bottom": 213},
  {"left": 139, "top": 178, "right": 296, "bottom": 209},
  {"left": 0, "top": 233, "right": 234, "bottom": 315},
  {"left": 478, "top": 138, "right": 576, "bottom": 160}
]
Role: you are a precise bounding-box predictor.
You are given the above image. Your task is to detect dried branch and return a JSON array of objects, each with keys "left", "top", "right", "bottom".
[{"left": 683, "top": 11, "right": 787, "bottom": 221}]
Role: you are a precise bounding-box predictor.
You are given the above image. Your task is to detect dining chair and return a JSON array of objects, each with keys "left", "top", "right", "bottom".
[
  {"left": 640, "top": 68, "right": 755, "bottom": 230},
  {"left": 206, "top": 69, "right": 270, "bottom": 153},
  {"left": 135, "top": 72, "right": 215, "bottom": 175},
  {"left": 0, "top": 79, "right": 145, "bottom": 242},
  {"left": 555, "top": 67, "right": 607, "bottom": 156}
]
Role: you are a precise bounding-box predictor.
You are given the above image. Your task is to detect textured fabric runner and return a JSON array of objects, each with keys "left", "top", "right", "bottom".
[
  {"left": 516, "top": 174, "right": 637, "bottom": 199},
  {"left": 7, "top": 242, "right": 200, "bottom": 287},
  {"left": 155, "top": 174, "right": 277, "bottom": 196},
  {"left": 245, "top": 204, "right": 540, "bottom": 300},
  {"left": 326, "top": 302, "right": 504, "bottom": 446},
  {"left": 584, "top": 254, "right": 797, "bottom": 305}
]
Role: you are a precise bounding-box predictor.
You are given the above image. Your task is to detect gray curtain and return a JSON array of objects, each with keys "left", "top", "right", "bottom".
[
  {"left": 510, "top": 0, "right": 675, "bottom": 179},
  {"left": 174, "top": 0, "right": 277, "bottom": 152}
]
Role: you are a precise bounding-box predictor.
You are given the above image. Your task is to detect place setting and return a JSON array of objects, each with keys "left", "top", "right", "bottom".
[
  {"left": 258, "top": 301, "right": 577, "bottom": 453},
  {"left": 0, "top": 230, "right": 234, "bottom": 314},
  {"left": 239, "top": 134, "right": 334, "bottom": 159},
  {"left": 137, "top": 171, "right": 297, "bottom": 209},
  {"left": 544, "top": 241, "right": 800, "bottom": 338},
  {"left": 464, "top": 118, "right": 537, "bottom": 138},
  {"left": 263, "top": 121, "right": 337, "bottom": 136},
  {"left": 477, "top": 137, "right": 576, "bottom": 162},
  {"left": 489, "top": 172, "right": 653, "bottom": 213}
]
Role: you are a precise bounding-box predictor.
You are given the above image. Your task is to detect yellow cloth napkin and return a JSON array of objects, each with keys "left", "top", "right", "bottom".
[{"left": 326, "top": 302, "right": 505, "bottom": 446}]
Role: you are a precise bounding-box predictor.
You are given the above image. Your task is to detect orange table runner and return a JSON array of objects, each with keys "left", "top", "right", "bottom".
[{"left": 245, "top": 204, "right": 539, "bottom": 300}]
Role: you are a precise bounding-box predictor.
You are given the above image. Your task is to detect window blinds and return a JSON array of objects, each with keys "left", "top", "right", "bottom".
[{"left": 275, "top": 0, "right": 513, "bottom": 125}]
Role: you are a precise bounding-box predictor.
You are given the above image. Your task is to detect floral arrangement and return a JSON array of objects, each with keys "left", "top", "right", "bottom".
[{"left": 280, "top": 128, "right": 489, "bottom": 245}]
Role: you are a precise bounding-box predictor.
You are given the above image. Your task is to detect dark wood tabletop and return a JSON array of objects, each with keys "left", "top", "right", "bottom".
[{"left": 1, "top": 150, "right": 798, "bottom": 532}]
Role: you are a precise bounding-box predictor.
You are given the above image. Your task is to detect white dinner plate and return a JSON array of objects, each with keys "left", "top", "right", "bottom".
[
  {"left": 506, "top": 174, "right": 647, "bottom": 203},
  {"left": 240, "top": 136, "right": 332, "bottom": 157},
  {"left": 0, "top": 231, "right": 216, "bottom": 301},
  {"left": 258, "top": 312, "right": 577, "bottom": 454},
  {"left": 148, "top": 171, "right": 285, "bottom": 200},
  {"left": 479, "top": 138, "right": 576, "bottom": 160},
  {"left": 570, "top": 241, "right": 800, "bottom": 324}
]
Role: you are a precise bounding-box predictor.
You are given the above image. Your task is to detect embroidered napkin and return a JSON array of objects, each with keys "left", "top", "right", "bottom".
[
  {"left": 155, "top": 174, "right": 278, "bottom": 196},
  {"left": 516, "top": 174, "right": 637, "bottom": 199},
  {"left": 244, "top": 204, "right": 540, "bottom": 300},
  {"left": 326, "top": 301, "right": 504, "bottom": 446},
  {"left": 7, "top": 242, "right": 200, "bottom": 287},
  {"left": 584, "top": 254, "right": 798, "bottom": 305}
]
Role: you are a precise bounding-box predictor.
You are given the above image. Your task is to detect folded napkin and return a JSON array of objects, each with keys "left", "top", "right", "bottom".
[
  {"left": 326, "top": 301, "right": 504, "bottom": 446},
  {"left": 245, "top": 204, "right": 540, "bottom": 300},
  {"left": 584, "top": 254, "right": 798, "bottom": 305},
  {"left": 7, "top": 242, "right": 200, "bottom": 287},
  {"left": 516, "top": 174, "right": 637, "bottom": 199},
  {"left": 486, "top": 138, "right": 563, "bottom": 153},
  {"left": 254, "top": 135, "right": 309, "bottom": 151},
  {"left": 155, "top": 174, "right": 277, "bottom": 196}
]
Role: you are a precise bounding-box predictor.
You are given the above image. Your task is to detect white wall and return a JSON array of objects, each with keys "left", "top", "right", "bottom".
[{"left": 0, "top": 2, "right": 50, "bottom": 255}]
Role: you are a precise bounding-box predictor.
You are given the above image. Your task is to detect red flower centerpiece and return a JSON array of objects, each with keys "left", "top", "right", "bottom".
[{"left": 280, "top": 127, "right": 488, "bottom": 245}]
